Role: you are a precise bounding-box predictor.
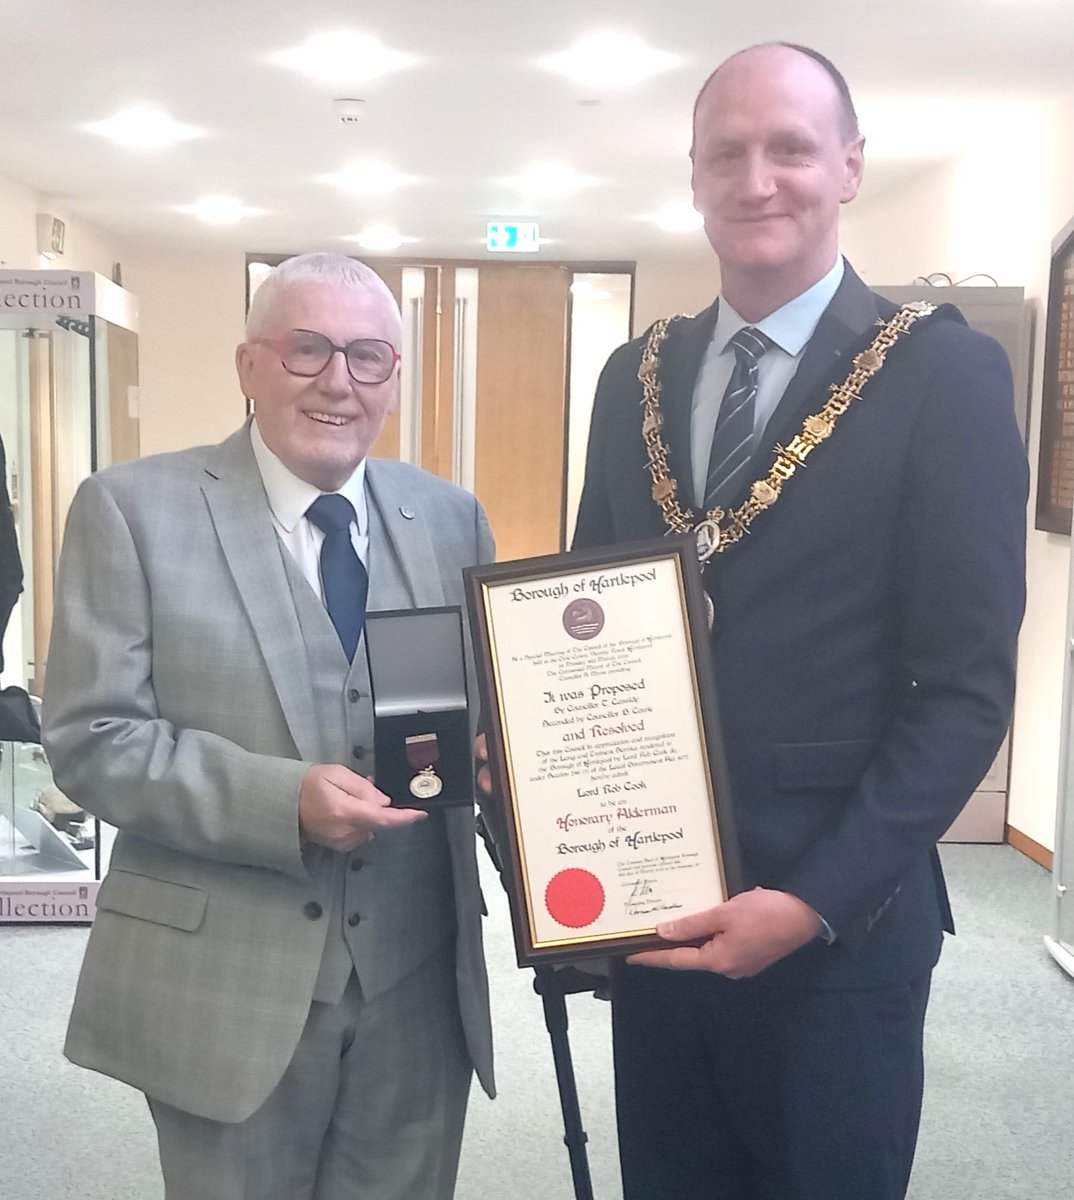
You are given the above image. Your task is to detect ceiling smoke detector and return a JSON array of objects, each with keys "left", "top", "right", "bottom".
[{"left": 333, "top": 98, "right": 366, "bottom": 124}]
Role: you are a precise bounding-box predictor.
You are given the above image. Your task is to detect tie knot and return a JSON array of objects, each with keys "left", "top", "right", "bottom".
[
  {"left": 306, "top": 492, "right": 356, "bottom": 535},
  {"left": 729, "top": 326, "right": 773, "bottom": 365}
]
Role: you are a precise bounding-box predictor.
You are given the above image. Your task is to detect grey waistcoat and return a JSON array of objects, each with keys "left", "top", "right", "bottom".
[{"left": 280, "top": 496, "right": 457, "bottom": 1005}]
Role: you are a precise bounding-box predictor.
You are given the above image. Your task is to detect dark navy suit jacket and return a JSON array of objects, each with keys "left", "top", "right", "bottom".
[{"left": 573, "top": 262, "right": 1028, "bottom": 989}]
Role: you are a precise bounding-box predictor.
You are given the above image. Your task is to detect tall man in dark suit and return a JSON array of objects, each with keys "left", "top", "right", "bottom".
[{"left": 572, "top": 43, "right": 1027, "bottom": 1200}]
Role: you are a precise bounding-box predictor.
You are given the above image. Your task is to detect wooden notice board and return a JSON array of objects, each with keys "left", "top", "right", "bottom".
[{"left": 1036, "top": 218, "right": 1074, "bottom": 534}]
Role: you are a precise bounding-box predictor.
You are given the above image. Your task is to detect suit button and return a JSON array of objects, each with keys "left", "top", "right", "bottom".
[
  {"left": 349, "top": 857, "right": 364, "bottom": 872},
  {"left": 347, "top": 912, "right": 361, "bottom": 928},
  {"left": 303, "top": 901, "right": 323, "bottom": 920},
  {"left": 348, "top": 688, "right": 361, "bottom": 703},
  {"left": 352, "top": 745, "right": 366, "bottom": 761}
]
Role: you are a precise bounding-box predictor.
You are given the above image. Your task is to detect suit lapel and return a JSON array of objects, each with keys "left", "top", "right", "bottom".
[
  {"left": 364, "top": 461, "right": 446, "bottom": 611},
  {"left": 363, "top": 460, "right": 473, "bottom": 871},
  {"left": 661, "top": 300, "right": 720, "bottom": 512},
  {"left": 755, "top": 264, "right": 883, "bottom": 457},
  {"left": 200, "top": 425, "right": 321, "bottom": 762}
]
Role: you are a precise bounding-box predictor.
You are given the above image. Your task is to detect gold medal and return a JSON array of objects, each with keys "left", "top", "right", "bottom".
[
  {"left": 409, "top": 767, "right": 444, "bottom": 800},
  {"left": 405, "top": 732, "right": 443, "bottom": 800}
]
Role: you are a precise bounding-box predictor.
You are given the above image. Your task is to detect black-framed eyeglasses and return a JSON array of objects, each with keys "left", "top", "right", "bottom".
[{"left": 256, "top": 329, "right": 400, "bottom": 384}]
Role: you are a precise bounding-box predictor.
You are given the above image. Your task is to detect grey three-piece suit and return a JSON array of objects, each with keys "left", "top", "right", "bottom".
[{"left": 42, "top": 423, "right": 495, "bottom": 1194}]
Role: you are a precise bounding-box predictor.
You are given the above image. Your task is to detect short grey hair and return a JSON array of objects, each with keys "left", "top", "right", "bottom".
[{"left": 245, "top": 253, "right": 401, "bottom": 342}]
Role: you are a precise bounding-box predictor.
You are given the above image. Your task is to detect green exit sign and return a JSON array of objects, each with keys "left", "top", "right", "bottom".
[{"left": 486, "top": 222, "right": 540, "bottom": 253}]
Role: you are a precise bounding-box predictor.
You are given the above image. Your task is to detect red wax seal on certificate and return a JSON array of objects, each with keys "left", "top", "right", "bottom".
[{"left": 545, "top": 868, "right": 605, "bottom": 928}]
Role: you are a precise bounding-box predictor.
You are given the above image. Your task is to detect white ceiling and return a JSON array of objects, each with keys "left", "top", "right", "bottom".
[{"left": 2, "top": 0, "right": 1073, "bottom": 262}]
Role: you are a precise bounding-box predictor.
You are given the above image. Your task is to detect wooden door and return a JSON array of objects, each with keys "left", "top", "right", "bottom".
[
  {"left": 473, "top": 264, "right": 569, "bottom": 560},
  {"left": 106, "top": 322, "right": 141, "bottom": 465},
  {"left": 369, "top": 264, "right": 403, "bottom": 461}
]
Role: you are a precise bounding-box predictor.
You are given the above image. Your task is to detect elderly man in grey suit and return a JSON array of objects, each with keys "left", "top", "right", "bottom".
[{"left": 42, "top": 253, "right": 495, "bottom": 1200}]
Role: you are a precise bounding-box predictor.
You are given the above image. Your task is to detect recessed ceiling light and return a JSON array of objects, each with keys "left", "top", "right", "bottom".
[
  {"left": 86, "top": 106, "right": 202, "bottom": 149},
  {"left": 506, "top": 161, "right": 595, "bottom": 199},
  {"left": 272, "top": 31, "right": 416, "bottom": 86},
  {"left": 645, "top": 201, "right": 704, "bottom": 233},
  {"left": 541, "top": 32, "right": 680, "bottom": 89},
  {"left": 322, "top": 161, "right": 414, "bottom": 196},
  {"left": 178, "top": 195, "right": 261, "bottom": 224},
  {"left": 346, "top": 225, "right": 414, "bottom": 251}
]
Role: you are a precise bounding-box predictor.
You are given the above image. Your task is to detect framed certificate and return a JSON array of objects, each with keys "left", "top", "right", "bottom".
[{"left": 464, "top": 537, "right": 742, "bottom": 967}]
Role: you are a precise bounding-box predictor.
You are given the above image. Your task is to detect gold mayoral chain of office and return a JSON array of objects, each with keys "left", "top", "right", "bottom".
[{"left": 638, "top": 299, "right": 937, "bottom": 623}]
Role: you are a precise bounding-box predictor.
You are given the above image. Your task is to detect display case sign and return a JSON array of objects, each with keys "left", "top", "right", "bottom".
[
  {"left": 0, "top": 269, "right": 138, "bottom": 332},
  {"left": 0, "top": 881, "right": 99, "bottom": 923}
]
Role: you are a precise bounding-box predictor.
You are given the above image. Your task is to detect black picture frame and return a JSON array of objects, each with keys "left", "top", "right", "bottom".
[{"left": 464, "top": 536, "right": 742, "bottom": 967}]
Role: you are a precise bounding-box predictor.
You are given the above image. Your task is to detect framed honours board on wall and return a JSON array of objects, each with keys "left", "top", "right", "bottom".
[{"left": 1035, "top": 216, "right": 1074, "bottom": 535}]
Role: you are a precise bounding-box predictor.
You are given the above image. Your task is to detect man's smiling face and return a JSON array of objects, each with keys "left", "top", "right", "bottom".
[
  {"left": 237, "top": 280, "right": 400, "bottom": 492},
  {"left": 690, "top": 44, "right": 864, "bottom": 302}
]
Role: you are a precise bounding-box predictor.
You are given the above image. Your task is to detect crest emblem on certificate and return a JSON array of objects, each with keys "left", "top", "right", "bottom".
[{"left": 562, "top": 599, "right": 604, "bottom": 641}]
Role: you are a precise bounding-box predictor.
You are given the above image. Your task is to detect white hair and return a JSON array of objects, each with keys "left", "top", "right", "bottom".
[{"left": 245, "top": 253, "right": 401, "bottom": 342}]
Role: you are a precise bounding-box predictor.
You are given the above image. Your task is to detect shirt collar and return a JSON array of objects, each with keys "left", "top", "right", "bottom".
[
  {"left": 714, "top": 256, "right": 846, "bottom": 358},
  {"left": 250, "top": 419, "right": 368, "bottom": 534}
]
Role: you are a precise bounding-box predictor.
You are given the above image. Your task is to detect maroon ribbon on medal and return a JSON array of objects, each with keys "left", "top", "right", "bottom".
[{"left": 405, "top": 733, "right": 444, "bottom": 799}]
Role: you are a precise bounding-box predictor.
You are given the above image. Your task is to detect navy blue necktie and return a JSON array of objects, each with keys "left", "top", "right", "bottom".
[
  {"left": 306, "top": 494, "right": 368, "bottom": 662},
  {"left": 704, "top": 326, "right": 774, "bottom": 510}
]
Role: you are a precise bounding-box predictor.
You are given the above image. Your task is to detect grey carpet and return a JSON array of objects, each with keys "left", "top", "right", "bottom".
[{"left": 1, "top": 845, "right": 1070, "bottom": 1199}]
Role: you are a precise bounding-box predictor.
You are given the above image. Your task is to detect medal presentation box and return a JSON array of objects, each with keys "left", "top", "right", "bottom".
[
  {"left": 465, "top": 538, "right": 742, "bottom": 967},
  {"left": 364, "top": 607, "right": 473, "bottom": 808}
]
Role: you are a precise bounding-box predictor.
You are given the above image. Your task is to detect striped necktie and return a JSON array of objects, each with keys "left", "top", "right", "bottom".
[
  {"left": 703, "top": 326, "right": 774, "bottom": 511},
  {"left": 306, "top": 493, "right": 368, "bottom": 662}
]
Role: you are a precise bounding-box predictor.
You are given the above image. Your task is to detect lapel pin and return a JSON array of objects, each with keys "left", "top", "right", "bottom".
[{"left": 399, "top": 506, "right": 415, "bottom": 520}]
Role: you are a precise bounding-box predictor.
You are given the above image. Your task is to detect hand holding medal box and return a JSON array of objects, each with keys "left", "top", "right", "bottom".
[
  {"left": 464, "top": 538, "right": 743, "bottom": 966},
  {"left": 364, "top": 608, "right": 474, "bottom": 808}
]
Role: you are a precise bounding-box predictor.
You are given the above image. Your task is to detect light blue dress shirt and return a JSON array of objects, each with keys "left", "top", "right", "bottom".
[{"left": 690, "top": 257, "right": 846, "bottom": 508}]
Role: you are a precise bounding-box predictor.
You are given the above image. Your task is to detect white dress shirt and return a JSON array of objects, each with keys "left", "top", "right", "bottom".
[
  {"left": 690, "top": 257, "right": 845, "bottom": 508},
  {"left": 249, "top": 420, "right": 369, "bottom": 602}
]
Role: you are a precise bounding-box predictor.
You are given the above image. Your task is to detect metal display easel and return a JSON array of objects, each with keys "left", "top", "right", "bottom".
[
  {"left": 533, "top": 965, "right": 600, "bottom": 1200},
  {"left": 478, "top": 813, "right": 601, "bottom": 1199}
]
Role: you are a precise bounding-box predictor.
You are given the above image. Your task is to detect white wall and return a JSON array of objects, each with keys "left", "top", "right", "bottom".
[
  {"left": 841, "top": 160, "right": 960, "bottom": 288},
  {"left": 565, "top": 277, "right": 633, "bottom": 545},
  {"left": 634, "top": 249, "right": 719, "bottom": 333},
  {"left": 116, "top": 246, "right": 247, "bottom": 457},
  {"left": 0, "top": 171, "right": 38, "bottom": 268},
  {"left": 0, "top": 171, "right": 121, "bottom": 276},
  {"left": 842, "top": 97, "right": 1074, "bottom": 852}
]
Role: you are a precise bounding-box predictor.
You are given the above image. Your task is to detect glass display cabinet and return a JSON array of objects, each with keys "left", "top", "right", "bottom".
[{"left": 0, "top": 269, "right": 137, "bottom": 922}]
